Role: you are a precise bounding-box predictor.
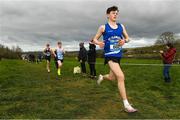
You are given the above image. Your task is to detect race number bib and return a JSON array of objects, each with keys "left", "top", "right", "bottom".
[
  {"left": 109, "top": 39, "right": 121, "bottom": 52},
  {"left": 46, "top": 52, "right": 51, "bottom": 56},
  {"left": 57, "top": 49, "right": 63, "bottom": 60}
]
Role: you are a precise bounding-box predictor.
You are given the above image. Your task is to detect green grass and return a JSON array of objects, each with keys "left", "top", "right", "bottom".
[{"left": 0, "top": 58, "right": 180, "bottom": 119}]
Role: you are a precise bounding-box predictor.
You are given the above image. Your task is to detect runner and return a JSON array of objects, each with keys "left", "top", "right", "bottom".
[
  {"left": 53, "top": 41, "right": 65, "bottom": 76},
  {"left": 93, "top": 6, "right": 137, "bottom": 113},
  {"left": 43, "top": 43, "right": 52, "bottom": 73}
]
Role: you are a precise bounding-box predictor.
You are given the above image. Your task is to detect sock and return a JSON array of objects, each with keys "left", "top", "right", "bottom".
[
  {"left": 57, "top": 68, "right": 61, "bottom": 75},
  {"left": 123, "top": 99, "right": 130, "bottom": 108}
]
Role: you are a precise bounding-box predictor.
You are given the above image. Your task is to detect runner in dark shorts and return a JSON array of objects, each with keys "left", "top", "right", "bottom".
[
  {"left": 52, "top": 41, "right": 65, "bottom": 76},
  {"left": 43, "top": 43, "right": 52, "bottom": 73}
]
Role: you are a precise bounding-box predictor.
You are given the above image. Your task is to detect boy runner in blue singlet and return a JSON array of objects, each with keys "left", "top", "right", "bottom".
[
  {"left": 53, "top": 42, "right": 65, "bottom": 76},
  {"left": 93, "top": 6, "right": 137, "bottom": 113}
]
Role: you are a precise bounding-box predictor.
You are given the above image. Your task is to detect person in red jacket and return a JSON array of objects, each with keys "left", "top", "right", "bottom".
[{"left": 160, "top": 43, "right": 176, "bottom": 83}]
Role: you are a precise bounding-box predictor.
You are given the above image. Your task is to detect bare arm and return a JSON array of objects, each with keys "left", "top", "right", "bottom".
[
  {"left": 93, "top": 25, "right": 105, "bottom": 48},
  {"left": 121, "top": 24, "right": 130, "bottom": 43},
  {"left": 52, "top": 49, "right": 56, "bottom": 57},
  {"left": 43, "top": 48, "right": 46, "bottom": 55},
  {"left": 62, "top": 48, "right": 65, "bottom": 54}
]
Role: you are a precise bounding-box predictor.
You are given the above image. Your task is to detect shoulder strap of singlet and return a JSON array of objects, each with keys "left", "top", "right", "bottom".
[
  {"left": 118, "top": 23, "right": 124, "bottom": 31},
  {"left": 117, "top": 23, "right": 122, "bottom": 29},
  {"left": 105, "top": 23, "right": 109, "bottom": 30},
  {"left": 103, "top": 23, "right": 109, "bottom": 34}
]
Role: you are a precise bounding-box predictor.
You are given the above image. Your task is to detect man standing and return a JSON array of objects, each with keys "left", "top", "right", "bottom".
[
  {"left": 78, "top": 42, "right": 87, "bottom": 74},
  {"left": 160, "top": 43, "right": 176, "bottom": 83}
]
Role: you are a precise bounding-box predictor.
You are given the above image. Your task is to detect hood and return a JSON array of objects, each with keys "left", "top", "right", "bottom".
[{"left": 89, "top": 43, "right": 96, "bottom": 49}]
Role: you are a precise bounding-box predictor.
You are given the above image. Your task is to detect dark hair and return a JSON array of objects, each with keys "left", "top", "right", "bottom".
[
  {"left": 166, "top": 43, "right": 174, "bottom": 48},
  {"left": 106, "top": 6, "right": 119, "bottom": 14},
  {"left": 79, "top": 42, "right": 84, "bottom": 46},
  {"left": 57, "top": 41, "right": 62, "bottom": 45},
  {"left": 46, "top": 43, "right": 50, "bottom": 46}
]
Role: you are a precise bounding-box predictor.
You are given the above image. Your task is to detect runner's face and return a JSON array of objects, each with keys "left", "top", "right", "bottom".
[
  {"left": 108, "top": 11, "right": 119, "bottom": 22},
  {"left": 58, "top": 44, "right": 62, "bottom": 48},
  {"left": 46, "top": 45, "right": 50, "bottom": 48}
]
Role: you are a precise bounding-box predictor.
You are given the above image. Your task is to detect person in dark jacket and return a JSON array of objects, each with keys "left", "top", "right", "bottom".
[
  {"left": 88, "top": 42, "right": 97, "bottom": 78},
  {"left": 78, "top": 42, "right": 87, "bottom": 74},
  {"left": 160, "top": 43, "right": 176, "bottom": 83}
]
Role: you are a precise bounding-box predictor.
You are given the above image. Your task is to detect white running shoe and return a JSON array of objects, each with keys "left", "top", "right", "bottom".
[
  {"left": 97, "top": 74, "right": 103, "bottom": 85},
  {"left": 124, "top": 104, "right": 138, "bottom": 113}
]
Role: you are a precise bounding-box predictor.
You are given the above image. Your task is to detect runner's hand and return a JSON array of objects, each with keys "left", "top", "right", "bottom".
[
  {"left": 118, "top": 39, "right": 125, "bottom": 46},
  {"left": 98, "top": 41, "right": 105, "bottom": 48}
]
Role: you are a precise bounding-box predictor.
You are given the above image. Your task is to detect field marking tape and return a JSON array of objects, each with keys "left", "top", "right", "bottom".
[
  {"left": 65, "top": 61, "right": 180, "bottom": 67},
  {"left": 119, "top": 63, "right": 180, "bottom": 67}
]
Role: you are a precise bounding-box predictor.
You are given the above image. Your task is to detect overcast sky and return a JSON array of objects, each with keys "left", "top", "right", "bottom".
[{"left": 0, "top": 0, "right": 180, "bottom": 51}]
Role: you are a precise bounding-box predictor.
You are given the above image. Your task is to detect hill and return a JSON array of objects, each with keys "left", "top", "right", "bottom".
[
  {"left": 124, "top": 43, "right": 180, "bottom": 59},
  {"left": 22, "top": 43, "right": 180, "bottom": 60},
  {"left": 65, "top": 43, "right": 180, "bottom": 59}
]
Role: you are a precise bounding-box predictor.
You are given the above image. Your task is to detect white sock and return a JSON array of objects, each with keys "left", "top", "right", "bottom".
[{"left": 123, "top": 99, "right": 130, "bottom": 108}]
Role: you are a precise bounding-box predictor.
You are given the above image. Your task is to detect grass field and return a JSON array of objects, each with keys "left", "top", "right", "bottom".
[{"left": 0, "top": 58, "right": 180, "bottom": 119}]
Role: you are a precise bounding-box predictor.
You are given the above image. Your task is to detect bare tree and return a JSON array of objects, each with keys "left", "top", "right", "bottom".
[
  {"left": 15, "top": 46, "right": 23, "bottom": 53},
  {"left": 0, "top": 44, "right": 23, "bottom": 59},
  {"left": 155, "top": 32, "right": 175, "bottom": 45}
]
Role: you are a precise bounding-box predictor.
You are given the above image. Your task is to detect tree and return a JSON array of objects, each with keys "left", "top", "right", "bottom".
[
  {"left": 155, "top": 32, "right": 175, "bottom": 45},
  {"left": 0, "top": 44, "right": 23, "bottom": 59},
  {"left": 176, "top": 39, "right": 180, "bottom": 43},
  {"left": 15, "top": 46, "right": 23, "bottom": 58}
]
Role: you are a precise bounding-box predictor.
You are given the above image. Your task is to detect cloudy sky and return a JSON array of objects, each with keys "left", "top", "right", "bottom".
[{"left": 0, "top": 0, "right": 180, "bottom": 51}]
